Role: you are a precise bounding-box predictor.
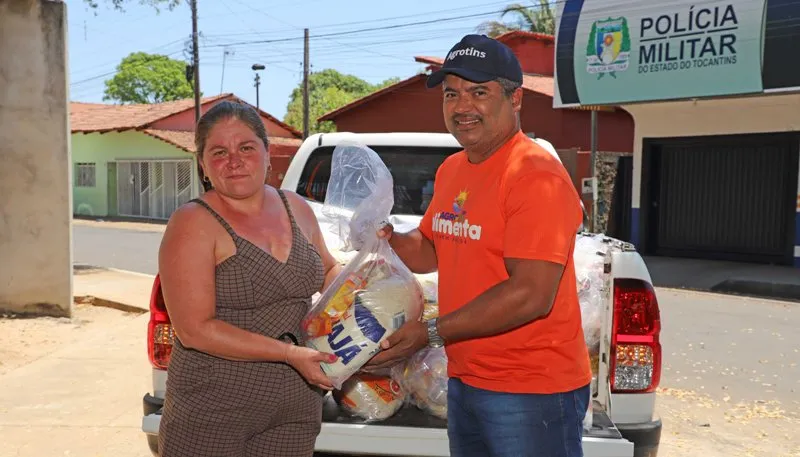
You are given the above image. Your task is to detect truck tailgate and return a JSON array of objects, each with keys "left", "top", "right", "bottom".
[{"left": 316, "top": 396, "right": 634, "bottom": 456}]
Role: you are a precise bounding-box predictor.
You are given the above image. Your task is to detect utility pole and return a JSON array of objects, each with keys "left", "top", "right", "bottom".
[
  {"left": 252, "top": 64, "right": 265, "bottom": 109},
  {"left": 191, "top": 0, "right": 200, "bottom": 126},
  {"left": 190, "top": 0, "right": 208, "bottom": 193},
  {"left": 220, "top": 47, "right": 233, "bottom": 93},
  {"left": 302, "top": 28, "right": 310, "bottom": 139}
]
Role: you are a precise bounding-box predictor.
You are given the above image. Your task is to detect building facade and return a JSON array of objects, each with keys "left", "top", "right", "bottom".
[
  {"left": 554, "top": 0, "right": 800, "bottom": 267},
  {"left": 70, "top": 94, "right": 302, "bottom": 220}
]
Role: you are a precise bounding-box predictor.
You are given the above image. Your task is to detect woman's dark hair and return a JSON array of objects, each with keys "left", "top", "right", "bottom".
[{"left": 194, "top": 100, "right": 269, "bottom": 158}]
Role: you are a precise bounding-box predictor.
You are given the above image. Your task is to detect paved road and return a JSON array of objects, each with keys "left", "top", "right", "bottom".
[
  {"left": 73, "top": 224, "right": 162, "bottom": 275},
  {"left": 658, "top": 287, "right": 799, "bottom": 413},
  {"left": 73, "top": 222, "right": 800, "bottom": 415}
]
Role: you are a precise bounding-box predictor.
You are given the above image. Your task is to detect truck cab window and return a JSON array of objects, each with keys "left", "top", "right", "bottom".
[{"left": 296, "top": 145, "right": 460, "bottom": 216}]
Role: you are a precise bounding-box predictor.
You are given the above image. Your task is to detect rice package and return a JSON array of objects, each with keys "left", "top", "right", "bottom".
[
  {"left": 302, "top": 142, "right": 424, "bottom": 390},
  {"left": 333, "top": 374, "right": 405, "bottom": 422},
  {"left": 393, "top": 346, "right": 448, "bottom": 420}
]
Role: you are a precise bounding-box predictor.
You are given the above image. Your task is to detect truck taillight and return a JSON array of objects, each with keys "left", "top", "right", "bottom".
[
  {"left": 147, "top": 274, "right": 174, "bottom": 370},
  {"left": 611, "top": 278, "right": 661, "bottom": 393}
]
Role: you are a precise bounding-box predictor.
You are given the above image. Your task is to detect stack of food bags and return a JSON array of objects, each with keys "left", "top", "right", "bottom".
[{"left": 573, "top": 233, "right": 609, "bottom": 376}]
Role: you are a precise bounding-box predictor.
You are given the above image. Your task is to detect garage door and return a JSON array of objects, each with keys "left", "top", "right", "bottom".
[{"left": 645, "top": 134, "right": 799, "bottom": 265}]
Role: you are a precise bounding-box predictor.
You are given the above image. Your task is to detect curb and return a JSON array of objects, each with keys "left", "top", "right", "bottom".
[
  {"left": 74, "top": 295, "right": 148, "bottom": 315},
  {"left": 73, "top": 264, "right": 154, "bottom": 314},
  {"left": 710, "top": 279, "right": 800, "bottom": 303},
  {"left": 73, "top": 263, "right": 156, "bottom": 279},
  {"left": 103, "top": 266, "right": 156, "bottom": 279},
  {"left": 72, "top": 217, "right": 167, "bottom": 233}
]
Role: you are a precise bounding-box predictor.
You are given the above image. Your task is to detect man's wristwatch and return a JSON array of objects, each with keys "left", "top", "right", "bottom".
[{"left": 426, "top": 318, "right": 445, "bottom": 348}]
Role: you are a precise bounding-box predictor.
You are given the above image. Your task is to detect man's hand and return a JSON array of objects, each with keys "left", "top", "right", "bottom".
[
  {"left": 375, "top": 222, "right": 438, "bottom": 275},
  {"left": 377, "top": 221, "right": 393, "bottom": 240},
  {"left": 363, "top": 320, "right": 428, "bottom": 372}
]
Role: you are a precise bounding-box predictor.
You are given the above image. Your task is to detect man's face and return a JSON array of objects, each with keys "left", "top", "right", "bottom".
[{"left": 442, "top": 74, "right": 521, "bottom": 151}]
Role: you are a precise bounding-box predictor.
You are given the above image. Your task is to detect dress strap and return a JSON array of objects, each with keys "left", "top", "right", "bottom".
[
  {"left": 276, "top": 190, "right": 298, "bottom": 227},
  {"left": 190, "top": 199, "right": 238, "bottom": 240}
]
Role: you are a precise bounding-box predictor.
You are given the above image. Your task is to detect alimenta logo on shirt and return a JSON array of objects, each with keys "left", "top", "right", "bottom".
[{"left": 431, "top": 189, "right": 482, "bottom": 241}]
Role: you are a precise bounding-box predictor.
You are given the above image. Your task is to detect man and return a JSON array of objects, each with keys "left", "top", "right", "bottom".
[{"left": 365, "top": 34, "right": 592, "bottom": 457}]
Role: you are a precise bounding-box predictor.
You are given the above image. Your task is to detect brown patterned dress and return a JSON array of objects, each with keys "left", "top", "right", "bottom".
[{"left": 158, "top": 190, "right": 326, "bottom": 457}]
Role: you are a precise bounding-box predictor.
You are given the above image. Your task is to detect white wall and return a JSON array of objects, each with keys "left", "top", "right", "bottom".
[
  {"left": 624, "top": 93, "right": 800, "bottom": 209},
  {"left": 0, "top": 1, "right": 72, "bottom": 317}
]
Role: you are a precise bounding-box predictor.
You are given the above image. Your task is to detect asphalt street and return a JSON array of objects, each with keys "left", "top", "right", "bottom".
[
  {"left": 73, "top": 224, "right": 162, "bottom": 275},
  {"left": 658, "top": 287, "right": 799, "bottom": 413},
  {"left": 72, "top": 222, "right": 800, "bottom": 420}
]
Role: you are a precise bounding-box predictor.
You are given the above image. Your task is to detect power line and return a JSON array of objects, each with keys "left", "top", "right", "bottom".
[
  {"left": 201, "top": 0, "right": 534, "bottom": 39},
  {"left": 68, "top": 1, "right": 551, "bottom": 87},
  {"left": 70, "top": 49, "right": 185, "bottom": 86},
  {"left": 70, "top": 37, "right": 187, "bottom": 77},
  {"left": 202, "top": 7, "right": 543, "bottom": 48}
]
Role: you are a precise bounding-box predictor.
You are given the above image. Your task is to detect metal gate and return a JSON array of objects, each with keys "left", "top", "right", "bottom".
[
  {"left": 117, "top": 160, "right": 195, "bottom": 219},
  {"left": 645, "top": 134, "right": 799, "bottom": 264}
]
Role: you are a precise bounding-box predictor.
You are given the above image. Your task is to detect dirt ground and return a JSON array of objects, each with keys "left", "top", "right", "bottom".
[
  {"left": 0, "top": 302, "right": 145, "bottom": 377},
  {"left": 1, "top": 303, "right": 798, "bottom": 457},
  {"left": 0, "top": 303, "right": 151, "bottom": 457},
  {"left": 657, "top": 386, "right": 800, "bottom": 457}
]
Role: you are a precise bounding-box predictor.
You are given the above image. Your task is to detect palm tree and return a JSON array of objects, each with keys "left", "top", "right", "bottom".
[{"left": 477, "top": 1, "right": 556, "bottom": 37}]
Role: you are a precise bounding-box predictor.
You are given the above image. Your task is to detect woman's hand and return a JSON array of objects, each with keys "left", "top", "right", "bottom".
[{"left": 285, "top": 344, "right": 338, "bottom": 391}]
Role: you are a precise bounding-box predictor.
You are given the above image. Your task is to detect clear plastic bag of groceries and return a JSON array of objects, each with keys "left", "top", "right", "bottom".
[
  {"left": 301, "top": 142, "right": 425, "bottom": 390},
  {"left": 391, "top": 346, "right": 449, "bottom": 420},
  {"left": 333, "top": 373, "right": 406, "bottom": 422},
  {"left": 572, "top": 234, "right": 609, "bottom": 356},
  {"left": 415, "top": 272, "right": 440, "bottom": 321}
]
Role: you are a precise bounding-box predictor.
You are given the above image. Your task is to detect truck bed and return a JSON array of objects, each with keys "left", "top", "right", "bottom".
[{"left": 317, "top": 395, "right": 632, "bottom": 457}]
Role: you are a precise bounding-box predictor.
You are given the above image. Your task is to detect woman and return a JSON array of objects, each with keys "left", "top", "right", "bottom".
[{"left": 157, "top": 100, "right": 342, "bottom": 457}]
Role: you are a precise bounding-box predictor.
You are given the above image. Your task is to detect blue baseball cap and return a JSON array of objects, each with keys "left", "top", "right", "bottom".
[{"left": 426, "top": 34, "right": 523, "bottom": 88}]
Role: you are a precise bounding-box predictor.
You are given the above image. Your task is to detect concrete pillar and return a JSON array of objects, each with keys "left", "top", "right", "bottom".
[{"left": 0, "top": 0, "right": 72, "bottom": 317}]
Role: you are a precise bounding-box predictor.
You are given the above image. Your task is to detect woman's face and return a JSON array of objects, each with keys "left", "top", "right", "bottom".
[{"left": 201, "top": 117, "right": 269, "bottom": 199}]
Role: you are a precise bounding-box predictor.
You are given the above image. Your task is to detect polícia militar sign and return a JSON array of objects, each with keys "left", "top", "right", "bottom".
[{"left": 553, "top": 0, "right": 800, "bottom": 107}]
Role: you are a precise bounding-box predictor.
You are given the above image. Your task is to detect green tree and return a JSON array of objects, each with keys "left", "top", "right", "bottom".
[
  {"left": 283, "top": 69, "right": 399, "bottom": 134},
  {"left": 477, "top": 1, "right": 556, "bottom": 37},
  {"left": 103, "top": 52, "right": 194, "bottom": 104}
]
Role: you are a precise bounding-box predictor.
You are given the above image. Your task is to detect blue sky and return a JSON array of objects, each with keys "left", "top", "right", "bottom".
[{"left": 66, "top": 0, "right": 527, "bottom": 121}]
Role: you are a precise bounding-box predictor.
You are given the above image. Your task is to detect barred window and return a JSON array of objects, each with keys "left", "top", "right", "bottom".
[{"left": 75, "top": 163, "right": 96, "bottom": 187}]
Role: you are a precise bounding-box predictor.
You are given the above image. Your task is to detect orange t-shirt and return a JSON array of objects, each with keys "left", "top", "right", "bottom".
[{"left": 418, "top": 131, "right": 592, "bottom": 394}]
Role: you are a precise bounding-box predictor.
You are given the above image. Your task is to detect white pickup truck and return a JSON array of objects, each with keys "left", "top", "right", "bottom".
[{"left": 142, "top": 132, "right": 663, "bottom": 457}]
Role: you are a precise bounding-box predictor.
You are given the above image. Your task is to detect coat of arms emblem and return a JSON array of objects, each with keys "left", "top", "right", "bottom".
[{"left": 586, "top": 17, "right": 631, "bottom": 79}]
